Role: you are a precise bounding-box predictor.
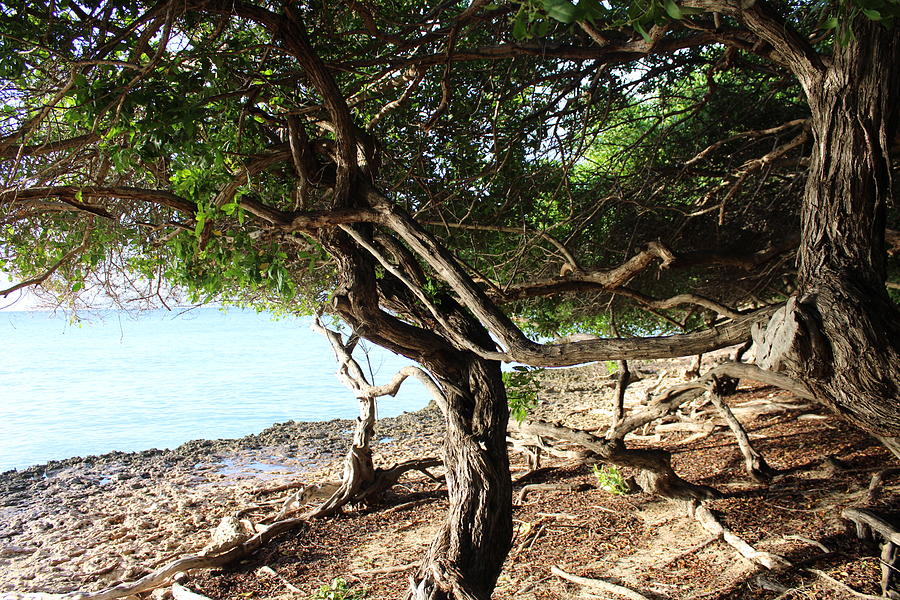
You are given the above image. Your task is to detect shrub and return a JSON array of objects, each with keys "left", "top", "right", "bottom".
[
  {"left": 592, "top": 464, "right": 629, "bottom": 495},
  {"left": 311, "top": 578, "right": 366, "bottom": 600}
]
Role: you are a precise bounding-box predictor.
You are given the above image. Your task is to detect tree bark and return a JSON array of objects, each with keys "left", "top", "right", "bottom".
[
  {"left": 753, "top": 19, "right": 900, "bottom": 452},
  {"left": 409, "top": 355, "right": 513, "bottom": 600}
]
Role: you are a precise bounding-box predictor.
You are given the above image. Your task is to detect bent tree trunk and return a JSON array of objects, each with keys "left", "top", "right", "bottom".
[
  {"left": 410, "top": 354, "right": 513, "bottom": 600},
  {"left": 755, "top": 19, "right": 900, "bottom": 451}
]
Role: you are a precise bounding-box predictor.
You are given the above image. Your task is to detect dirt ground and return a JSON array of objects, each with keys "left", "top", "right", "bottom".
[
  {"left": 187, "top": 381, "right": 896, "bottom": 600},
  {"left": 2, "top": 356, "right": 899, "bottom": 600}
]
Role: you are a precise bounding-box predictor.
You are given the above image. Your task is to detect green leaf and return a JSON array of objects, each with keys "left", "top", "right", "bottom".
[
  {"left": 512, "top": 8, "right": 529, "bottom": 39},
  {"left": 822, "top": 16, "right": 839, "bottom": 29},
  {"left": 543, "top": 0, "right": 578, "bottom": 23},
  {"left": 664, "top": 0, "right": 683, "bottom": 19},
  {"left": 862, "top": 8, "right": 882, "bottom": 20},
  {"left": 633, "top": 20, "right": 652, "bottom": 42}
]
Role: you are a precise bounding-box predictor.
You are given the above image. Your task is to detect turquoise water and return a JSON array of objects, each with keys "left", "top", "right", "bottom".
[{"left": 0, "top": 308, "right": 430, "bottom": 472}]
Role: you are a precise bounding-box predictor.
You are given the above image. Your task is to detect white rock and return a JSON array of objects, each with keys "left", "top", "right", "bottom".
[{"left": 199, "top": 516, "right": 254, "bottom": 555}]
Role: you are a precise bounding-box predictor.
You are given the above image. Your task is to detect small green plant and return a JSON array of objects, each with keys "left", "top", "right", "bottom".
[
  {"left": 310, "top": 578, "right": 366, "bottom": 600},
  {"left": 503, "top": 366, "right": 541, "bottom": 423},
  {"left": 592, "top": 464, "right": 629, "bottom": 495},
  {"left": 603, "top": 360, "right": 618, "bottom": 375}
]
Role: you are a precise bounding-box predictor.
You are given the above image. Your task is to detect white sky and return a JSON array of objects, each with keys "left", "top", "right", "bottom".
[{"left": 0, "top": 273, "right": 42, "bottom": 311}]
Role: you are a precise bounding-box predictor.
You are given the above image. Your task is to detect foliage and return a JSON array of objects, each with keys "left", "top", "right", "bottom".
[
  {"left": 592, "top": 464, "right": 630, "bottom": 495},
  {"left": 818, "top": 0, "right": 900, "bottom": 43},
  {"left": 503, "top": 366, "right": 542, "bottom": 423},
  {"left": 310, "top": 578, "right": 366, "bottom": 600},
  {"left": 0, "top": 0, "right": 894, "bottom": 335}
]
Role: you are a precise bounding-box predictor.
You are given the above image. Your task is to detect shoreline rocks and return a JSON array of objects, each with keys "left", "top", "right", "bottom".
[{"left": 0, "top": 403, "right": 444, "bottom": 594}]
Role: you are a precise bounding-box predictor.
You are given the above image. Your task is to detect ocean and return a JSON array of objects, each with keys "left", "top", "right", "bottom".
[{"left": 0, "top": 308, "right": 430, "bottom": 472}]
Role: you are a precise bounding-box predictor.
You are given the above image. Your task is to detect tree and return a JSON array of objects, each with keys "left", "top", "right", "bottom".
[{"left": 1, "top": 1, "right": 898, "bottom": 598}]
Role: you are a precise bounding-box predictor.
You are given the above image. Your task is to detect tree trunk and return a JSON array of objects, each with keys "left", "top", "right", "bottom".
[
  {"left": 409, "top": 355, "right": 513, "bottom": 600},
  {"left": 754, "top": 19, "right": 900, "bottom": 451}
]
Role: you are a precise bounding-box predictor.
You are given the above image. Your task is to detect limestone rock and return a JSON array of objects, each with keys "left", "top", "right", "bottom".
[{"left": 200, "top": 516, "right": 254, "bottom": 556}]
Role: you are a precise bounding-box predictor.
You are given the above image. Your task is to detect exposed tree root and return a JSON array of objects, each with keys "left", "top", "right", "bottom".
[
  {"left": 707, "top": 377, "right": 779, "bottom": 483},
  {"left": 516, "top": 482, "right": 589, "bottom": 504},
  {"left": 608, "top": 361, "right": 814, "bottom": 441},
  {"left": 689, "top": 500, "right": 792, "bottom": 570},
  {"left": 510, "top": 420, "right": 720, "bottom": 501},
  {"left": 867, "top": 467, "right": 900, "bottom": 503},
  {"left": 550, "top": 566, "right": 652, "bottom": 600},
  {"left": 354, "top": 562, "right": 421, "bottom": 576},
  {"left": 842, "top": 508, "right": 900, "bottom": 598}
]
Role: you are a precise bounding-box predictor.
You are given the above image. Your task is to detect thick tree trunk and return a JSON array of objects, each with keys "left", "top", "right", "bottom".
[
  {"left": 754, "top": 20, "right": 900, "bottom": 451},
  {"left": 409, "top": 355, "right": 513, "bottom": 600}
]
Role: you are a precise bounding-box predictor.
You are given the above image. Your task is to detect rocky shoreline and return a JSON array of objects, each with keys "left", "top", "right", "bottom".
[
  {"left": 0, "top": 356, "right": 701, "bottom": 596},
  {"left": 0, "top": 402, "right": 445, "bottom": 595}
]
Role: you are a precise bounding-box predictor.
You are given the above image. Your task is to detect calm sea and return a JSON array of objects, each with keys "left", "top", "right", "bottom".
[{"left": 0, "top": 308, "right": 430, "bottom": 472}]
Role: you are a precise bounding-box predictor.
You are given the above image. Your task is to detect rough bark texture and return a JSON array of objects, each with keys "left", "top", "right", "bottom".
[
  {"left": 323, "top": 227, "right": 512, "bottom": 600},
  {"left": 754, "top": 19, "right": 900, "bottom": 450},
  {"left": 409, "top": 356, "right": 513, "bottom": 600}
]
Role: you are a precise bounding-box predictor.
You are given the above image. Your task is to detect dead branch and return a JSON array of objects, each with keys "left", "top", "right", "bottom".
[
  {"left": 256, "top": 566, "right": 303, "bottom": 594},
  {"left": 682, "top": 118, "right": 807, "bottom": 167},
  {"left": 808, "top": 569, "right": 886, "bottom": 600},
  {"left": 372, "top": 196, "right": 780, "bottom": 365},
  {"left": 613, "top": 288, "right": 743, "bottom": 320},
  {"left": 420, "top": 220, "right": 582, "bottom": 275}
]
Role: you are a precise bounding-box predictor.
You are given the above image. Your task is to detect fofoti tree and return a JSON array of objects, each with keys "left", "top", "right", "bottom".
[{"left": 1, "top": 0, "right": 898, "bottom": 598}]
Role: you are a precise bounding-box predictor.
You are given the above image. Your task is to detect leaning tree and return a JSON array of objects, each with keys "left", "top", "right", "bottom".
[{"left": 1, "top": 0, "right": 899, "bottom": 598}]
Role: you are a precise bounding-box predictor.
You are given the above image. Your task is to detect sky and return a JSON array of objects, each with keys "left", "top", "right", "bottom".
[{"left": 0, "top": 273, "right": 41, "bottom": 311}]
